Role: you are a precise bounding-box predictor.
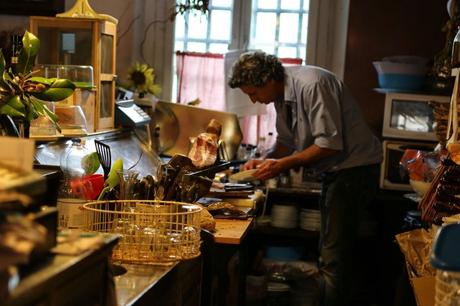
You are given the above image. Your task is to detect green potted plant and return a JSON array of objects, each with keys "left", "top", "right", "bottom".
[{"left": 0, "top": 31, "right": 76, "bottom": 137}]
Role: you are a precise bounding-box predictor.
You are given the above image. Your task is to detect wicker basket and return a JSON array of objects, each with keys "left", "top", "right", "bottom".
[{"left": 82, "top": 200, "right": 202, "bottom": 264}]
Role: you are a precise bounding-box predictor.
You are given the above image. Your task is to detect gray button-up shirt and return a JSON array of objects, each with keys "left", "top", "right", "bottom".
[{"left": 274, "top": 66, "right": 382, "bottom": 174}]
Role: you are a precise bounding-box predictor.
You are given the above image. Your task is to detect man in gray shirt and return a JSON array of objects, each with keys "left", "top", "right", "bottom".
[{"left": 229, "top": 51, "right": 382, "bottom": 306}]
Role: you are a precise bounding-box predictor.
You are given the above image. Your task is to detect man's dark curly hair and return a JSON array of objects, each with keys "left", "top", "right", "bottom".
[{"left": 228, "top": 51, "right": 285, "bottom": 88}]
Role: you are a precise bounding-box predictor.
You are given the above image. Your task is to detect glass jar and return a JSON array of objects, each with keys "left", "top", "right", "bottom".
[{"left": 57, "top": 138, "right": 92, "bottom": 230}]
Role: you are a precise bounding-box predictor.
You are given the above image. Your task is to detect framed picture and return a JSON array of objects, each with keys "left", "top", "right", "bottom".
[{"left": 0, "top": 0, "right": 65, "bottom": 16}]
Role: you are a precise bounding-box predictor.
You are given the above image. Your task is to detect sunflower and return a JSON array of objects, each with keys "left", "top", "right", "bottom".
[{"left": 126, "top": 62, "right": 161, "bottom": 96}]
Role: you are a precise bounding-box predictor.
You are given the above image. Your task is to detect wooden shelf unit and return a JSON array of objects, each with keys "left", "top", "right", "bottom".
[{"left": 29, "top": 16, "right": 117, "bottom": 132}]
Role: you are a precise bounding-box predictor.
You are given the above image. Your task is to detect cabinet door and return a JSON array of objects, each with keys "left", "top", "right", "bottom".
[{"left": 50, "top": 260, "right": 106, "bottom": 306}]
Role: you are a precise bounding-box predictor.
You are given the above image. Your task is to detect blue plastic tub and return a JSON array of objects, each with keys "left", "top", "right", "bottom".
[
  {"left": 377, "top": 73, "right": 425, "bottom": 91},
  {"left": 266, "top": 246, "right": 304, "bottom": 261}
]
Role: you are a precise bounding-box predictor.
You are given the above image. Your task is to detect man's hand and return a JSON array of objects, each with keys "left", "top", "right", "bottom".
[
  {"left": 242, "top": 159, "right": 284, "bottom": 180},
  {"left": 242, "top": 159, "right": 264, "bottom": 170},
  {"left": 253, "top": 159, "right": 286, "bottom": 181}
]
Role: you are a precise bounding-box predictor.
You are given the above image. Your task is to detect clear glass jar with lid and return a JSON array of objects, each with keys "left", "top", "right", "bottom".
[{"left": 57, "top": 138, "right": 93, "bottom": 230}]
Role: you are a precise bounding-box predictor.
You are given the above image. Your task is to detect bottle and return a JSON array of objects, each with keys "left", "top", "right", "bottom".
[
  {"left": 452, "top": 26, "right": 460, "bottom": 68},
  {"left": 238, "top": 143, "right": 247, "bottom": 160},
  {"left": 266, "top": 132, "right": 275, "bottom": 152},
  {"left": 152, "top": 125, "right": 162, "bottom": 154},
  {"left": 255, "top": 136, "right": 266, "bottom": 159},
  {"left": 57, "top": 138, "right": 92, "bottom": 230},
  {"left": 245, "top": 144, "right": 255, "bottom": 160}
]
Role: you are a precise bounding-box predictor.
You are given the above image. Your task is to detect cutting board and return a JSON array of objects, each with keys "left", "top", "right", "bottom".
[{"left": 213, "top": 218, "right": 253, "bottom": 244}]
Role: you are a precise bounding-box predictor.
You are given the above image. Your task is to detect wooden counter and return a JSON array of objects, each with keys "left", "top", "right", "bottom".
[{"left": 213, "top": 218, "right": 254, "bottom": 245}]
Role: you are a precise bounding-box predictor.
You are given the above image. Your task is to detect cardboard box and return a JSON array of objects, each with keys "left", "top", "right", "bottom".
[{"left": 410, "top": 276, "right": 435, "bottom": 306}]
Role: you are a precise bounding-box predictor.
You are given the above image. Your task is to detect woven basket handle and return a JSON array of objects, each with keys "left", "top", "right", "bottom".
[{"left": 447, "top": 75, "right": 460, "bottom": 146}]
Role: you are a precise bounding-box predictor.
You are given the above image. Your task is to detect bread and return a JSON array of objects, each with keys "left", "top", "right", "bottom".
[{"left": 198, "top": 204, "right": 216, "bottom": 232}]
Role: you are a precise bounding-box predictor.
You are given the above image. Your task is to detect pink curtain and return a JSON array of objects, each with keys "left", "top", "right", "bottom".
[
  {"left": 176, "top": 51, "right": 225, "bottom": 111},
  {"left": 176, "top": 51, "right": 302, "bottom": 149}
]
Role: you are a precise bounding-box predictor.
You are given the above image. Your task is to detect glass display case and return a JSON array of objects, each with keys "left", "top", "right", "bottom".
[{"left": 29, "top": 16, "right": 117, "bottom": 132}]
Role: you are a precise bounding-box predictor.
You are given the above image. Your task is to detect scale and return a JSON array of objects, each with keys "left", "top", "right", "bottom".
[{"left": 115, "top": 99, "right": 151, "bottom": 127}]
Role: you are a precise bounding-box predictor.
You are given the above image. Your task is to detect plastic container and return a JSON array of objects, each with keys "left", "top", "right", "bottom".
[
  {"left": 266, "top": 246, "right": 304, "bottom": 261},
  {"left": 373, "top": 56, "right": 429, "bottom": 91},
  {"left": 30, "top": 101, "right": 57, "bottom": 136},
  {"left": 431, "top": 223, "right": 460, "bottom": 306},
  {"left": 39, "top": 64, "right": 94, "bottom": 89},
  {"left": 54, "top": 105, "right": 88, "bottom": 135}
]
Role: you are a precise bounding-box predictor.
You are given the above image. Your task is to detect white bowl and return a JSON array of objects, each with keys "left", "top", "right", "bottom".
[
  {"left": 409, "top": 179, "right": 431, "bottom": 197},
  {"left": 382, "top": 56, "right": 429, "bottom": 65}
]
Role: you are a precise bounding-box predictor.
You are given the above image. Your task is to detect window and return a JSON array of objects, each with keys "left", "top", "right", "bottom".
[
  {"left": 173, "top": 0, "right": 310, "bottom": 145},
  {"left": 174, "top": 1, "right": 233, "bottom": 53},
  {"left": 174, "top": 0, "right": 309, "bottom": 62},
  {"left": 173, "top": 0, "right": 310, "bottom": 104},
  {"left": 249, "top": 0, "right": 309, "bottom": 59}
]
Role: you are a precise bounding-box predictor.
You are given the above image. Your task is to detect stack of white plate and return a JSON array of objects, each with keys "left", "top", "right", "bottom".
[
  {"left": 271, "top": 204, "right": 298, "bottom": 229},
  {"left": 299, "top": 208, "right": 321, "bottom": 231}
]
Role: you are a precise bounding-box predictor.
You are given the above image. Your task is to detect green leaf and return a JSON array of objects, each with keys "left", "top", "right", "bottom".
[
  {"left": 24, "top": 96, "right": 38, "bottom": 121},
  {"left": 105, "top": 159, "right": 124, "bottom": 188},
  {"left": 42, "top": 103, "right": 59, "bottom": 122},
  {"left": 29, "top": 97, "right": 45, "bottom": 115},
  {"left": 30, "top": 78, "right": 75, "bottom": 101},
  {"left": 29, "top": 96, "right": 61, "bottom": 132},
  {"left": 32, "top": 88, "right": 75, "bottom": 101},
  {"left": 3, "top": 70, "right": 11, "bottom": 82},
  {"left": 7, "top": 95, "right": 25, "bottom": 112},
  {"left": 50, "top": 78, "right": 76, "bottom": 90},
  {"left": 27, "top": 111, "right": 37, "bottom": 121},
  {"left": 81, "top": 152, "right": 101, "bottom": 175},
  {"left": 43, "top": 104, "right": 61, "bottom": 133},
  {"left": 17, "top": 31, "right": 40, "bottom": 75},
  {"left": 0, "top": 104, "right": 25, "bottom": 117},
  {"left": 29, "top": 76, "right": 54, "bottom": 86}
]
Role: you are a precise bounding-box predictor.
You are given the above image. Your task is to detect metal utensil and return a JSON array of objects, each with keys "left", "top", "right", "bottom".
[
  {"left": 186, "top": 160, "right": 244, "bottom": 179},
  {"left": 94, "top": 139, "right": 112, "bottom": 179}
]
